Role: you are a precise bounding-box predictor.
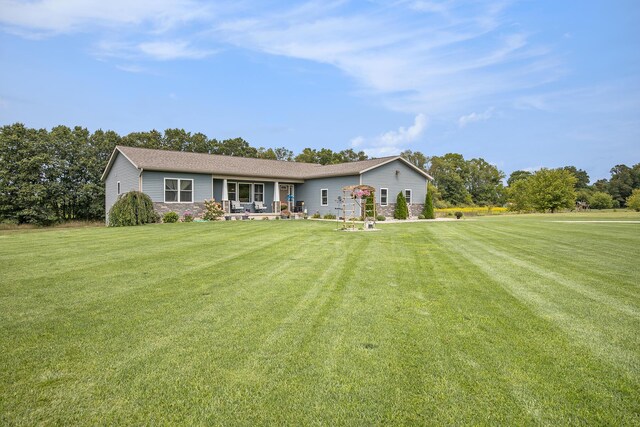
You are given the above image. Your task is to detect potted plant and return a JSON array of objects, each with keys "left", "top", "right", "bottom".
[{"left": 280, "top": 209, "right": 291, "bottom": 219}]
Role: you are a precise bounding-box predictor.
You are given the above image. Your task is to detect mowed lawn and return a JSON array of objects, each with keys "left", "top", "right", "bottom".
[{"left": 1, "top": 213, "right": 639, "bottom": 425}]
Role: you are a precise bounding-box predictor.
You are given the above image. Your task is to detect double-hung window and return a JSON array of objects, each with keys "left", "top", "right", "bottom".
[
  {"left": 238, "top": 183, "right": 251, "bottom": 203},
  {"left": 253, "top": 184, "right": 264, "bottom": 202},
  {"left": 404, "top": 189, "right": 412, "bottom": 205},
  {"left": 227, "top": 182, "right": 237, "bottom": 201},
  {"left": 165, "top": 178, "right": 193, "bottom": 203},
  {"left": 321, "top": 189, "right": 328, "bottom": 206},
  {"left": 380, "top": 188, "right": 388, "bottom": 206}
]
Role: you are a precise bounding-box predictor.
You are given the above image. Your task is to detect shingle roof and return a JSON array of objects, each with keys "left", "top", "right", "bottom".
[{"left": 103, "top": 146, "right": 432, "bottom": 181}]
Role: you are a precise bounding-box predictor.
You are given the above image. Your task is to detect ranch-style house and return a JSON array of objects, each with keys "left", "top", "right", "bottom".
[{"left": 102, "top": 146, "right": 433, "bottom": 221}]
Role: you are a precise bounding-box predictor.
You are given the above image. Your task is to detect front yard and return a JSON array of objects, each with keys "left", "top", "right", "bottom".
[{"left": 1, "top": 213, "right": 639, "bottom": 424}]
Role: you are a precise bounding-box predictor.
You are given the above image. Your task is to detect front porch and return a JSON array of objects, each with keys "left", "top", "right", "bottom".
[{"left": 214, "top": 178, "right": 305, "bottom": 215}]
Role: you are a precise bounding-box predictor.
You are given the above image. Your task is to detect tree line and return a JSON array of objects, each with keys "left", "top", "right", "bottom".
[
  {"left": 2, "top": 122, "right": 638, "bottom": 225},
  {"left": 399, "top": 149, "right": 640, "bottom": 211},
  {"left": 0, "top": 123, "right": 369, "bottom": 225}
]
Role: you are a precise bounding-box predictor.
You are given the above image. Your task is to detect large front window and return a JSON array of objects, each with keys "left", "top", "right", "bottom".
[
  {"left": 165, "top": 178, "right": 193, "bottom": 203},
  {"left": 254, "top": 184, "right": 264, "bottom": 202},
  {"left": 238, "top": 183, "right": 251, "bottom": 203}
]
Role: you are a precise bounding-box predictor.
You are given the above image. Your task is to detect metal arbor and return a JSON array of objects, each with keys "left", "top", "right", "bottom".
[{"left": 340, "top": 185, "right": 376, "bottom": 230}]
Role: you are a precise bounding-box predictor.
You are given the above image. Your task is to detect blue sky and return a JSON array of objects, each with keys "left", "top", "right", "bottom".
[{"left": 0, "top": 0, "right": 638, "bottom": 181}]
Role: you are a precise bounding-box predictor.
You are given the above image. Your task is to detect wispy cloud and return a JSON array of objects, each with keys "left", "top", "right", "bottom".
[
  {"left": 0, "top": 0, "right": 209, "bottom": 35},
  {"left": 458, "top": 107, "right": 495, "bottom": 127},
  {"left": 0, "top": 0, "right": 562, "bottom": 120},
  {"left": 351, "top": 114, "right": 428, "bottom": 157}
]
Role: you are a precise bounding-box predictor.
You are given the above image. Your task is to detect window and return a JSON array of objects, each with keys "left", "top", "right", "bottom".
[
  {"left": 321, "top": 189, "right": 328, "bottom": 206},
  {"left": 165, "top": 178, "right": 193, "bottom": 203},
  {"left": 117, "top": 181, "right": 121, "bottom": 195},
  {"left": 238, "top": 183, "right": 251, "bottom": 203},
  {"left": 254, "top": 184, "right": 264, "bottom": 202},
  {"left": 180, "top": 180, "right": 193, "bottom": 202},
  {"left": 227, "top": 182, "right": 237, "bottom": 201},
  {"left": 380, "top": 188, "right": 388, "bottom": 206},
  {"left": 405, "top": 189, "right": 412, "bottom": 205}
]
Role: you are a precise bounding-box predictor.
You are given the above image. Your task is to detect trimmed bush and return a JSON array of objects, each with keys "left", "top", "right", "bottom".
[
  {"left": 376, "top": 215, "right": 386, "bottom": 221},
  {"left": 394, "top": 192, "right": 409, "bottom": 219},
  {"left": 588, "top": 192, "right": 614, "bottom": 210},
  {"left": 163, "top": 212, "right": 179, "bottom": 223},
  {"left": 422, "top": 185, "right": 435, "bottom": 219},
  {"left": 627, "top": 189, "right": 640, "bottom": 212},
  {"left": 108, "top": 191, "right": 158, "bottom": 227},
  {"left": 312, "top": 212, "right": 321, "bottom": 219},
  {"left": 323, "top": 213, "right": 336, "bottom": 219},
  {"left": 418, "top": 214, "right": 425, "bottom": 219},
  {"left": 455, "top": 211, "right": 463, "bottom": 219}
]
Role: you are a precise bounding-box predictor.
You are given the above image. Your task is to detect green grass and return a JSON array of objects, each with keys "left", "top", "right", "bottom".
[{"left": 1, "top": 212, "right": 639, "bottom": 425}]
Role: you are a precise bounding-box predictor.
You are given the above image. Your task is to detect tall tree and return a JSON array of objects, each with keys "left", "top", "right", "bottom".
[
  {"left": 561, "top": 166, "right": 590, "bottom": 189},
  {"left": 507, "top": 170, "right": 533, "bottom": 186},
  {"left": 400, "top": 150, "right": 428, "bottom": 170},
  {"left": 466, "top": 158, "right": 505, "bottom": 206},
  {"left": 527, "top": 168, "right": 577, "bottom": 213},
  {"left": 608, "top": 164, "right": 635, "bottom": 206}
]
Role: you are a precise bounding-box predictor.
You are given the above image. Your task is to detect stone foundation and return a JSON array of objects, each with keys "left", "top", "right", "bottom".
[
  {"left": 153, "top": 202, "right": 207, "bottom": 220},
  {"left": 377, "top": 203, "right": 424, "bottom": 218}
]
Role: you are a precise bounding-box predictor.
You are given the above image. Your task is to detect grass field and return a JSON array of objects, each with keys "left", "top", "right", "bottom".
[{"left": 1, "top": 212, "right": 639, "bottom": 425}]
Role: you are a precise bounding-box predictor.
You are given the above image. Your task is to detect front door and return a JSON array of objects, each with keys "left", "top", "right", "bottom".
[{"left": 279, "top": 184, "right": 292, "bottom": 210}]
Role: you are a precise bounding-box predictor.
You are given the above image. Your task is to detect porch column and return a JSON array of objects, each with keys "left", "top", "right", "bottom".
[
  {"left": 273, "top": 181, "right": 280, "bottom": 213},
  {"left": 222, "top": 178, "right": 229, "bottom": 213},
  {"left": 290, "top": 185, "right": 295, "bottom": 211}
]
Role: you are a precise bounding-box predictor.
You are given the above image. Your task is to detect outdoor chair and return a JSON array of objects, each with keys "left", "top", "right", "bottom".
[
  {"left": 231, "top": 200, "right": 244, "bottom": 213},
  {"left": 254, "top": 201, "right": 267, "bottom": 212}
]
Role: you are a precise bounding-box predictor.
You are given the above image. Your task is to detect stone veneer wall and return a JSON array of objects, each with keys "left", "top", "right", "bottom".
[
  {"left": 377, "top": 203, "right": 424, "bottom": 218},
  {"left": 154, "top": 202, "right": 207, "bottom": 219}
]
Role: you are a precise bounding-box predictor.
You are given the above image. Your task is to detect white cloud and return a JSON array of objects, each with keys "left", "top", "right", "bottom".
[
  {"left": 458, "top": 107, "right": 495, "bottom": 127},
  {"left": 138, "top": 41, "right": 214, "bottom": 60},
  {"left": 350, "top": 114, "right": 428, "bottom": 157},
  {"left": 0, "top": 0, "right": 209, "bottom": 35}
]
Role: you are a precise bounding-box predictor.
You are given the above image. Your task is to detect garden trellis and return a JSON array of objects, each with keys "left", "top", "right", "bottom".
[{"left": 340, "top": 185, "right": 377, "bottom": 230}]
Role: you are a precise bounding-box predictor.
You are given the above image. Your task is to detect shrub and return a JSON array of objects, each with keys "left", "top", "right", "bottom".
[
  {"left": 455, "top": 211, "right": 463, "bottom": 219},
  {"left": 163, "top": 212, "right": 179, "bottom": 223},
  {"left": 588, "top": 192, "right": 614, "bottom": 210},
  {"left": 418, "top": 214, "right": 425, "bottom": 219},
  {"left": 203, "top": 199, "right": 224, "bottom": 221},
  {"left": 394, "top": 192, "right": 409, "bottom": 219},
  {"left": 627, "top": 189, "right": 640, "bottom": 212},
  {"left": 423, "top": 185, "right": 435, "bottom": 219},
  {"left": 281, "top": 210, "right": 291, "bottom": 218},
  {"left": 323, "top": 213, "right": 336, "bottom": 219},
  {"left": 183, "top": 211, "right": 194, "bottom": 222},
  {"left": 312, "top": 212, "right": 321, "bottom": 219},
  {"left": 376, "top": 215, "right": 386, "bottom": 221},
  {"left": 108, "top": 191, "right": 158, "bottom": 227}
]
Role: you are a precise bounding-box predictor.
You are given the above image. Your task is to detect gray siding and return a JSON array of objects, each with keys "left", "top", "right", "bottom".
[
  {"left": 295, "top": 175, "right": 359, "bottom": 216},
  {"left": 104, "top": 152, "right": 140, "bottom": 221},
  {"left": 213, "top": 180, "right": 223, "bottom": 201},
  {"left": 142, "top": 171, "right": 212, "bottom": 203},
  {"left": 361, "top": 159, "right": 428, "bottom": 207}
]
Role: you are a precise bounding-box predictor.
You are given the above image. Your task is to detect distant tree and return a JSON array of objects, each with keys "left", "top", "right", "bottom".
[
  {"left": 217, "top": 137, "right": 258, "bottom": 158},
  {"left": 626, "top": 189, "right": 640, "bottom": 212},
  {"left": 588, "top": 192, "right": 614, "bottom": 210},
  {"left": 295, "top": 148, "right": 319, "bottom": 164},
  {"left": 507, "top": 170, "right": 532, "bottom": 186},
  {"left": 506, "top": 178, "right": 533, "bottom": 212},
  {"left": 428, "top": 153, "right": 473, "bottom": 206},
  {"left": 466, "top": 158, "right": 505, "bottom": 206},
  {"left": 592, "top": 178, "right": 609, "bottom": 193},
  {"left": 256, "top": 147, "right": 277, "bottom": 160},
  {"left": 274, "top": 147, "right": 294, "bottom": 161},
  {"left": 400, "top": 150, "right": 428, "bottom": 170},
  {"left": 337, "top": 148, "right": 368, "bottom": 163},
  {"left": 394, "top": 191, "right": 409, "bottom": 219},
  {"left": 527, "top": 168, "right": 577, "bottom": 213},
  {"left": 561, "top": 166, "right": 590, "bottom": 189},
  {"left": 122, "top": 130, "right": 163, "bottom": 148}
]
